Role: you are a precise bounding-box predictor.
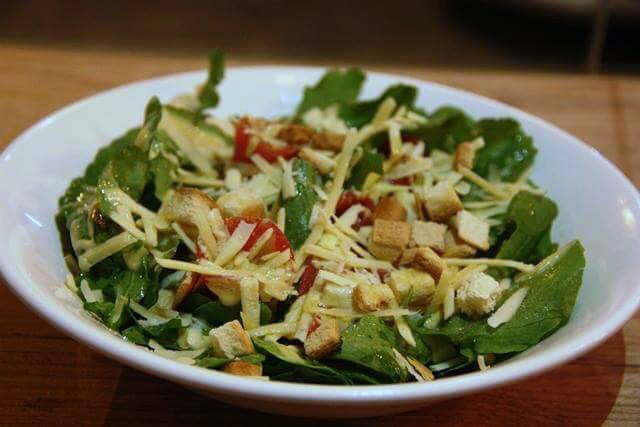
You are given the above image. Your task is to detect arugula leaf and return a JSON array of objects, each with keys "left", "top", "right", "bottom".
[
  {"left": 84, "top": 301, "right": 115, "bottom": 323},
  {"left": 134, "top": 97, "right": 163, "bottom": 151},
  {"left": 473, "top": 118, "right": 537, "bottom": 182},
  {"left": 406, "top": 106, "right": 475, "bottom": 153},
  {"left": 197, "top": 50, "right": 224, "bottom": 112},
  {"left": 182, "top": 293, "right": 272, "bottom": 328},
  {"left": 430, "top": 241, "right": 585, "bottom": 355},
  {"left": 122, "top": 326, "right": 148, "bottom": 345},
  {"left": 254, "top": 337, "right": 350, "bottom": 384},
  {"left": 346, "top": 147, "right": 384, "bottom": 190},
  {"left": 339, "top": 84, "right": 417, "bottom": 129},
  {"left": 496, "top": 191, "right": 559, "bottom": 263},
  {"left": 138, "top": 318, "right": 182, "bottom": 347},
  {"left": 284, "top": 159, "right": 318, "bottom": 249},
  {"left": 238, "top": 353, "right": 266, "bottom": 365},
  {"left": 196, "top": 356, "right": 229, "bottom": 369},
  {"left": 82, "top": 128, "right": 141, "bottom": 187},
  {"left": 333, "top": 315, "right": 408, "bottom": 382},
  {"left": 295, "top": 68, "right": 365, "bottom": 116},
  {"left": 115, "top": 270, "right": 149, "bottom": 303},
  {"left": 193, "top": 301, "right": 241, "bottom": 327}
]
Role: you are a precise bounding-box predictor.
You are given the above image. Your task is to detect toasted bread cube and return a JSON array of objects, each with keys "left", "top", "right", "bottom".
[
  {"left": 353, "top": 283, "right": 395, "bottom": 313},
  {"left": 456, "top": 271, "right": 501, "bottom": 317},
  {"left": 389, "top": 269, "right": 436, "bottom": 306},
  {"left": 454, "top": 142, "right": 476, "bottom": 171},
  {"left": 223, "top": 360, "right": 262, "bottom": 377},
  {"left": 443, "top": 230, "right": 477, "bottom": 258},
  {"left": 277, "top": 123, "right": 315, "bottom": 145},
  {"left": 216, "top": 189, "right": 265, "bottom": 219},
  {"left": 398, "top": 248, "right": 418, "bottom": 266},
  {"left": 369, "top": 219, "right": 411, "bottom": 261},
  {"left": 451, "top": 210, "right": 490, "bottom": 250},
  {"left": 159, "top": 188, "right": 217, "bottom": 236},
  {"left": 304, "top": 317, "right": 341, "bottom": 360},
  {"left": 311, "top": 131, "right": 345, "bottom": 152},
  {"left": 413, "top": 246, "right": 445, "bottom": 281},
  {"left": 423, "top": 182, "right": 463, "bottom": 223},
  {"left": 410, "top": 220, "right": 447, "bottom": 252},
  {"left": 373, "top": 196, "right": 407, "bottom": 221},
  {"left": 209, "top": 320, "right": 255, "bottom": 359}
]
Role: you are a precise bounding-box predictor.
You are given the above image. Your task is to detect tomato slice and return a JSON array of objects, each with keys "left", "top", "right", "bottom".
[
  {"left": 307, "top": 314, "right": 322, "bottom": 336},
  {"left": 234, "top": 119, "right": 300, "bottom": 163},
  {"left": 336, "top": 191, "right": 375, "bottom": 230},
  {"left": 225, "top": 217, "right": 293, "bottom": 258},
  {"left": 296, "top": 262, "right": 318, "bottom": 296}
]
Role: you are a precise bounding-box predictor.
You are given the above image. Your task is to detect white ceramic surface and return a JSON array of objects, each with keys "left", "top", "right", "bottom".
[{"left": 1, "top": 67, "right": 639, "bottom": 418}]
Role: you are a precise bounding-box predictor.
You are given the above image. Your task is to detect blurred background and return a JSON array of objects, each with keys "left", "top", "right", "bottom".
[{"left": 0, "top": 0, "right": 638, "bottom": 74}]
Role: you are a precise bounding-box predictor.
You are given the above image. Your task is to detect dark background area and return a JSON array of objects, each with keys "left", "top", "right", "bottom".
[{"left": 0, "top": 0, "right": 638, "bottom": 74}]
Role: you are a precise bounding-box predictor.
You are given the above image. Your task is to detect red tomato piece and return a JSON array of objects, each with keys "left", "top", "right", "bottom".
[
  {"left": 336, "top": 191, "right": 375, "bottom": 230},
  {"left": 307, "top": 314, "right": 322, "bottom": 336},
  {"left": 390, "top": 177, "right": 413, "bottom": 186},
  {"left": 233, "top": 119, "right": 300, "bottom": 163},
  {"left": 336, "top": 191, "right": 375, "bottom": 216},
  {"left": 297, "top": 262, "right": 318, "bottom": 296},
  {"left": 225, "top": 217, "right": 293, "bottom": 258}
]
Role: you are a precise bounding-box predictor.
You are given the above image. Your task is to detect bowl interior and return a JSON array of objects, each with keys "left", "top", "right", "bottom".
[{"left": 1, "top": 67, "right": 639, "bottom": 413}]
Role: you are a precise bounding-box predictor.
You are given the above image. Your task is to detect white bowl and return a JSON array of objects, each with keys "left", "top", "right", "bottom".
[{"left": 1, "top": 67, "right": 639, "bottom": 418}]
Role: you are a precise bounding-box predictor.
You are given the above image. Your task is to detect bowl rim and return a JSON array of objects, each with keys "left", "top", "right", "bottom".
[{"left": 1, "top": 65, "right": 639, "bottom": 405}]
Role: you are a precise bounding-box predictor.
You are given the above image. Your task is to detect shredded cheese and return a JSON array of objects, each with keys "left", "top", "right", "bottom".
[
  {"left": 80, "top": 279, "right": 103, "bottom": 303},
  {"left": 324, "top": 129, "right": 358, "bottom": 217},
  {"left": 305, "top": 244, "right": 391, "bottom": 270},
  {"left": 372, "top": 97, "right": 397, "bottom": 126},
  {"left": 171, "top": 222, "right": 197, "bottom": 253},
  {"left": 488, "top": 287, "right": 529, "bottom": 328},
  {"left": 318, "top": 270, "right": 357, "bottom": 288},
  {"left": 214, "top": 221, "right": 256, "bottom": 266},
  {"left": 78, "top": 232, "right": 138, "bottom": 271},
  {"left": 444, "top": 257, "right": 535, "bottom": 272},
  {"left": 458, "top": 167, "right": 510, "bottom": 199},
  {"left": 280, "top": 158, "right": 296, "bottom": 199},
  {"left": 193, "top": 208, "right": 218, "bottom": 259},
  {"left": 240, "top": 277, "right": 261, "bottom": 331}
]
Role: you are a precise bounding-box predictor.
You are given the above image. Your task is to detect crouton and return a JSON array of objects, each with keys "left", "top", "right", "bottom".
[
  {"left": 209, "top": 320, "right": 255, "bottom": 359},
  {"left": 304, "top": 316, "right": 341, "bottom": 360},
  {"left": 368, "top": 219, "right": 411, "bottom": 261},
  {"left": 277, "top": 124, "right": 315, "bottom": 146},
  {"left": 450, "top": 210, "right": 490, "bottom": 250},
  {"left": 353, "top": 283, "right": 395, "bottom": 313},
  {"left": 389, "top": 269, "right": 435, "bottom": 306},
  {"left": 158, "top": 188, "right": 218, "bottom": 237},
  {"left": 412, "top": 246, "right": 445, "bottom": 281},
  {"left": 373, "top": 196, "right": 407, "bottom": 221},
  {"left": 423, "top": 182, "right": 463, "bottom": 223},
  {"left": 443, "top": 230, "right": 477, "bottom": 258},
  {"left": 223, "top": 360, "right": 262, "bottom": 377},
  {"left": 204, "top": 275, "right": 242, "bottom": 306},
  {"left": 410, "top": 220, "right": 447, "bottom": 252},
  {"left": 311, "top": 131, "right": 345, "bottom": 152},
  {"left": 216, "top": 189, "right": 265, "bottom": 219},
  {"left": 454, "top": 142, "right": 476, "bottom": 171},
  {"left": 455, "top": 271, "right": 502, "bottom": 317},
  {"left": 397, "top": 248, "right": 418, "bottom": 266}
]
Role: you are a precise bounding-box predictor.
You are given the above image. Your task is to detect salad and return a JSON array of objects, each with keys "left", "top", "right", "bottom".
[{"left": 57, "top": 52, "right": 586, "bottom": 384}]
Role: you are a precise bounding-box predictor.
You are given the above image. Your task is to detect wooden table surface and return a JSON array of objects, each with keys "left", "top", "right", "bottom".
[{"left": 1, "top": 42, "right": 639, "bottom": 426}]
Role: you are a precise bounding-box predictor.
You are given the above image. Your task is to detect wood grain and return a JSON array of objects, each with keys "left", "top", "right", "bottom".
[{"left": 1, "top": 42, "right": 639, "bottom": 426}]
